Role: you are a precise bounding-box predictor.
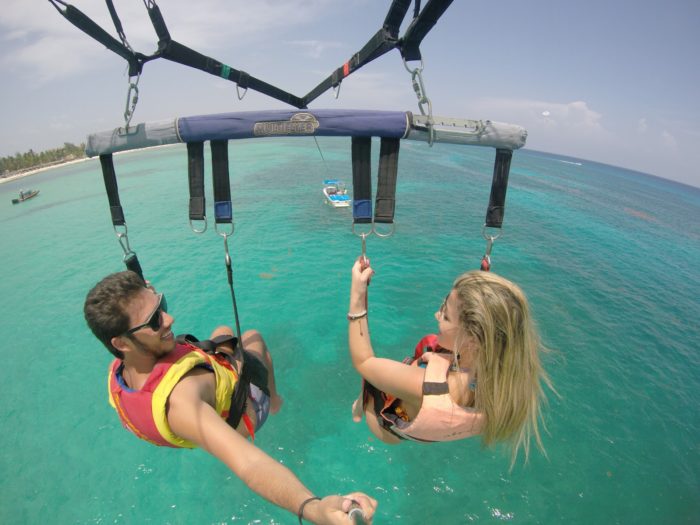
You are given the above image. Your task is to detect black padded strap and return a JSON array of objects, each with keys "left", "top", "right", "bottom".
[
  {"left": 99, "top": 154, "right": 125, "bottom": 226},
  {"left": 187, "top": 142, "right": 206, "bottom": 221},
  {"left": 210, "top": 141, "right": 232, "bottom": 224},
  {"left": 484, "top": 149, "right": 512, "bottom": 228},
  {"left": 422, "top": 382, "right": 449, "bottom": 395},
  {"left": 374, "top": 138, "right": 400, "bottom": 224},
  {"left": 351, "top": 137, "right": 373, "bottom": 224}
]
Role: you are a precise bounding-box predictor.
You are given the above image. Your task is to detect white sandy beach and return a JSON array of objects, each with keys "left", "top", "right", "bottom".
[
  {"left": 0, "top": 143, "right": 184, "bottom": 186},
  {"left": 0, "top": 157, "right": 96, "bottom": 185}
]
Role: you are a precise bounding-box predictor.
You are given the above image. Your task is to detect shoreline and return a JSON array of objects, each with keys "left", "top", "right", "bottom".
[
  {"left": 0, "top": 143, "right": 183, "bottom": 186},
  {"left": 0, "top": 157, "right": 95, "bottom": 185}
]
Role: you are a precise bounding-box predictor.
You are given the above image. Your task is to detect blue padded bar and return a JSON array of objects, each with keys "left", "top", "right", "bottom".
[{"left": 178, "top": 109, "right": 409, "bottom": 142}]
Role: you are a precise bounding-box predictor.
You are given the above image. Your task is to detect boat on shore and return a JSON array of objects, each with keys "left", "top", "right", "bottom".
[
  {"left": 322, "top": 179, "right": 351, "bottom": 208},
  {"left": 12, "top": 189, "right": 40, "bottom": 204}
]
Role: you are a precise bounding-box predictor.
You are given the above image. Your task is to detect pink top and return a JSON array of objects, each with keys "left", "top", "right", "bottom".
[{"left": 394, "top": 353, "right": 484, "bottom": 442}]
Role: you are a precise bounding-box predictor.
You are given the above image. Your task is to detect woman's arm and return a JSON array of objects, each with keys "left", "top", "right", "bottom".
[
  {"left": 348, "top": 258, "right": 424, "bottom": 405},
  {"left": 167, "top": 373, "right": 377, "bottom": 524}
]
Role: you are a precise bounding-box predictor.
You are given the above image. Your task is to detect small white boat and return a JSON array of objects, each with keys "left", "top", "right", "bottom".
[{"left": 323, "top": 179, "right": 351, "bottom": 208}]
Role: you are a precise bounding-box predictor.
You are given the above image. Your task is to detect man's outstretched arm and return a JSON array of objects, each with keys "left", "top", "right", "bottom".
[{"left": 167, "top": 372, "right": 376, "bottom": 524}]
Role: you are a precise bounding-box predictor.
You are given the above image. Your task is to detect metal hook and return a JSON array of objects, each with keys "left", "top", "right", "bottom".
[
  {"left": 481, "top": 225, "right": 503, "bottom": 243},
  {"left": 372, "top": 223, "right": 395, "bottom": 238},
  {"left": 352, "top": 222, "right": 374, "bottom": 238},
  {"left": 189, "top": 218, "right": 207, "bottom": 234},
  {"left": 215, "top": 221, "right": 234, "bottom": 238}
]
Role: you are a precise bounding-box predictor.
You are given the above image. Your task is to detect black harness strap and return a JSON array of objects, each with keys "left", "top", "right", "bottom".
[
  {"left": 351, "top": 137, "right": 373, "bottom": 225},
  {"left": 175, "top": 333, "right": 248, "bottom": 429},
  {"left": 399, "top": 0, "right": 454, "bottom": 61},
  {"left": 141, "top": 1, "right": 304, "bottom": 108},
  {"left": 209, "top": 141, "right": 244, "bottom": 350},
  {"left": 187, "top": 142, "right": 206, "bottom": 223},
  {"left": 484, "top": 149, "right": 513, "bottom": 229},
  {"left": 98, "top": 154, "right": 144, "bottom": 279},
  {"left": 143, "top": 0, "right": 171, "bottom": 41},
  {"left": 157, "top": 40, "right": 305, "bottom": 108},
  {"left": 210, "top": 141, "right": 232, "bottom": 225},
  {"left": 99, "top": 154, "right": 124, "bottom": 227},
  {"left": 105, "top": 0, "right": 131, "bottom": 50},
  {"left": 302, "top": 0, "right": 411, "bottom": 106},
  {"left": 51, "top": 0, "right": 452, "bottom": 108},
  {"left": 49, "top": 1, "right": 150, "bottom": 77},
  {"left": 374, "top": 138, "right": 400, "bottom": 224}
]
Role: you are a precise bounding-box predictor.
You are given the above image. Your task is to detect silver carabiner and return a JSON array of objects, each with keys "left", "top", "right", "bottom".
[
  {"left": 114, "top": 224, "right": 131, "bottom": 255},
  {"left": 123, "top": 74, "right": 140, "bottom": 130}
]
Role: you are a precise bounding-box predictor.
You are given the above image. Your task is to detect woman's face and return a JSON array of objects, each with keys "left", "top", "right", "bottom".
[{"left": 435, "top": 289, "right": 460, "bottom": 350}]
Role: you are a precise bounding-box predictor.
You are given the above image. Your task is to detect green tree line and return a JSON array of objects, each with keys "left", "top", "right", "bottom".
[{"left": 0, "top": 142, "right": 86, "bottom": 176}]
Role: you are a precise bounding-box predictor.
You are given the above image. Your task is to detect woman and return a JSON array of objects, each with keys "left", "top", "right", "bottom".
[{"left": 348, "top": 258, "right": 553, "bottom": 465}]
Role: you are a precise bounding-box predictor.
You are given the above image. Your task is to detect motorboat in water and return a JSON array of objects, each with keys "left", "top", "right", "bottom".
[
  {"left": 322, "top": 179, "right": 351, "bottom": 208},
  {"left": 12, "top": 189, "right": 40, "bottom": 204}
]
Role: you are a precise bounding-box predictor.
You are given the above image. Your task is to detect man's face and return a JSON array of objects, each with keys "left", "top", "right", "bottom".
[{"left": 122, "top": 288, "right": 176, "bottom": 358}]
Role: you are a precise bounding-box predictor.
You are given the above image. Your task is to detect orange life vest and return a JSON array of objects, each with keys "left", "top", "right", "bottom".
[{"left": 107, "top": 343, "right": 241, "bottom": 448}]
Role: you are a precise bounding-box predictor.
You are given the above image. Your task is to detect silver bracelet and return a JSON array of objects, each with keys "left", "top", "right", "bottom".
[{"left": 347, "top": 310, "right": 368, "bottom": 321}]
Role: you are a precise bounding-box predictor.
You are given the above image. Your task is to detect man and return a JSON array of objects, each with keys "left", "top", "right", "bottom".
[{"left": 84, "top": 271, "right": 376, "bottom": 524}]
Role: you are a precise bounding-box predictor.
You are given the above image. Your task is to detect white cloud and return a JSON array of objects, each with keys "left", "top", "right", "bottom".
[
  {"left": 0, "top": 0, "right": 336, "bottom": 82},
  {"left": 660, "top": 130, "right": 678, "bottom": 152},
  {"left": 287, "top": 40, "right": 343, "bottom": 60},
  {"left": 464, "top": 97, "right": 607, "bottom": 138},
  {"left": 637, "top": 118, "right": 648, "bottom": 134}
]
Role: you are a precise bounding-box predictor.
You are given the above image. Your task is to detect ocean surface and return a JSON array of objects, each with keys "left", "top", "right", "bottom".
[{"left": 0, "top": 137, "right": 698, "bottom": 524}]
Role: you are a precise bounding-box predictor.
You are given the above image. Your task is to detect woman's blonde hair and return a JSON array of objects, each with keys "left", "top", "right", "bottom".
[{"left": 452, "top": 271, "right": 552, "bottom": 466}]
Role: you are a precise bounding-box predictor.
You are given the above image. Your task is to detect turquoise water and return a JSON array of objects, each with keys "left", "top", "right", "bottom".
[{"left": 1, "top": 138, "right": 698, "bottom": 524}]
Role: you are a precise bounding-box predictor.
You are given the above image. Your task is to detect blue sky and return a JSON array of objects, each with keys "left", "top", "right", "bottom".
[{"left": 1, "top": 0, "right": 698, "bottom": 187}]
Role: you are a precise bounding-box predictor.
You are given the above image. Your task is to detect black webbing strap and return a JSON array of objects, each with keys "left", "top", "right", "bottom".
[
  {"left": 48, "top": 1, "right": 149, "bottom": 77},
  {"left": 210, "top": 141, "right": 232, "bottom": 225},
  {"left": 484, "top": 149, "right": 513, "bottom": 229},
  {"left": 52, "top": 0, "right": 452, "bottom": 109},
  {"left": 174, "top": 332, "right": 248, "bottom": 428},
  {"left": 187, "top": 142, "right": 206, "bottom": 222},
  {"left": 374, "top": 138, "right": 400, "bottom": 224},
  {"left": 157, "top": 40, "right": 305, "bottom": 108},
  {"left": 98, "top": 154, "right": 144, "bottom": 279},
  {"left": 140, "top": 0, "right": 304, "bottom": 107},
  {"left": 143, "top": 0, "right": 171, "bottom": 42},
  {"left": 105, "top": 0, "right": 130, "bottom": 49},
  {"left": 399, "top": 0, "right": 454, "bottom": 61},
  {"left": 352, "top": 137, "right": 373, "bottom": 224},
  {"left": 99, "top": 154, "right": 125, "bottom": 227},
  {"left": 302, "top": 0, "right": 412, "bottom": 106},
  {"left": 175, "top": 333, "right": 239, "bottom": 355}
]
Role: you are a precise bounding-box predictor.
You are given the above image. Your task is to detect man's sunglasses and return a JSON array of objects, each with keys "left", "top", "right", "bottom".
[{"left": 124, "top": 293, "right": 168, "bottom": 335}]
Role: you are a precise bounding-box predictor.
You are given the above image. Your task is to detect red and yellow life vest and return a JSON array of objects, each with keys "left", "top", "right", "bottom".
[{"left": 107, "top": 343, "right": 239, "bottom": 448}]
